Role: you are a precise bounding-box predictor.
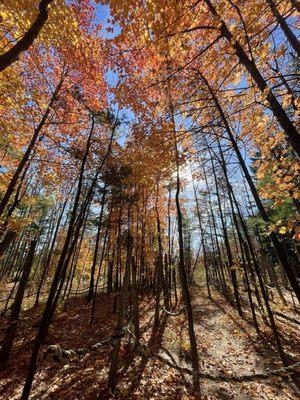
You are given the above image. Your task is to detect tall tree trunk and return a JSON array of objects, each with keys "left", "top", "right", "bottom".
[
  {"left": 0, "top": 233, "right": 17, "bottom": 281},
  {"left": 21, "top": 116, "right": 95, "bottom": 400},
  {"left": 0, "top": 78, "right": 63, "bottom": 218},
  {"left": 22, "top": 115, "right": 116, "bottom": 399},
  {"left": 266, "top": 0, "right": 300, "bottom": 57},
  {"left": 192, "top": 178, "right": 212, "bottom": 298},
  {"left": 216, "top": 138, "right": 288, "bottom": 367},
  {"left": 35, "top": 200, "right": 67, "bottom": 307},
  {"left": 108, "top": 208, "right": 133, "bottom": 393},
  {"left": 174, "top": 147, "right": 201, "bottom": 395},
  {"left": 154, "top": 185, "right": 165, "bottom": 325},
  {"left": 132, "top": 256, "right": 140, "bottom": 339},
  {"left": 204, "top": 0, "right": 300, "bottom": 158},
  {"left": 0, "top": 240, "right": 36, "bottom": 364},
  {"left": 208, "top": 153, "right": 243, "bottom": 316},
  {"left": 0, "top": 0, "right": 53, "bottom": 72},
  {"left": 88, "top": 185, "right": 107, "bottom": 303},
  {"left": 198, "top": 69, "right": 300, "bottom": 303},
  {"left": 0, "top": 230, "right": 17, "bottom": 259},
  {"left": 90, "top": 203, "right": 112, "bottom": 324}
]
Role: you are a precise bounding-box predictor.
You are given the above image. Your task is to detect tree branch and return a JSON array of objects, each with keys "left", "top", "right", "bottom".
[{"left": 0, "top": 0, "right": 53, "bottom": 73}]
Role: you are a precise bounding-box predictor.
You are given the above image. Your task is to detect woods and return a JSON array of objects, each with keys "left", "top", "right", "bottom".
[{"left": 0, "top": 1, "right": 300, "bottom": 399}]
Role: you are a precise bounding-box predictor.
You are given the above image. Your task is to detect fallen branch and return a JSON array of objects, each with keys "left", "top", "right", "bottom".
[
  {"left": 43, "top": 324, "right": 300, "bottom": 384},
  {"left": 43, "top": 326, "right": 128, "bottom": 363}
]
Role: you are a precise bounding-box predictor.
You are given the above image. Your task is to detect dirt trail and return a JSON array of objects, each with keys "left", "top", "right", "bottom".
[
  {"left": 0, "top": 291, "right": 299, "bottom": 399},
  {"left": 190, "top": 294, "right": 299, "bottom": 399}
]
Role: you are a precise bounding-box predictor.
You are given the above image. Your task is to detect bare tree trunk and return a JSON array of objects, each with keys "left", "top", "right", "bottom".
[
  {"left": 266, "top": 0, "right": 300, "bottom": 57},
  {"left": 132, "top": 256, "right": 140, "bottom": 339},
  {"left": 198, "top": 69, "right": 300, "bottom": 303},
  {"left": 216, "top": 138, "right": 288, "bottom": 367},
  {"left": 88, "top": 185, "right": 107, "bottom": 303},
  {"left": 0, "top": 230, "right": 16, "bottom": 259},
  {"left": 154, "top": 186, "right": 164, "bottom": 325},
  {"left": 192, "top": 178, "right": 212, "bottom": 298},
  {"left": 0, "top": 240, "right": 36, "bottom": 364},
  {"left": 35, "top": 200, "right": 67, "bottom": 306},
  {"left": 90, "top": 203, "right": 112, "bottom": 324},
  {"left": 108, "top": 208, "right": 133, "bottom": 393},
  {"left": 174, "top": 150, "right": 201, "bottom": 396},
  {"left": 169, "top": 76, "right": 201, "bottom": 394},
  {"left": 208, "top": 153, "right": 243, "bottom": 316}
]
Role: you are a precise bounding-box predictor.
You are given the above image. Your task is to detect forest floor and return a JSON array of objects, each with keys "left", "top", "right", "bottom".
[{"left": 0, "top": 287, "right": 300, "bottom": 400}]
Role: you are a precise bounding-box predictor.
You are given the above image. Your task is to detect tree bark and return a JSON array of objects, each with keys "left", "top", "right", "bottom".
[
  {"left": 0, "top": 78, "right": 63, "bottom": 218},
  {"left": 0, "top": 0, "right": 53, "bottom": 72},
  {"left": 175, "top": 150, "right": 201, "bottom": 395},
  {"left": 192, "top": 180, "right": 212, "bottom": 298},
  {"left": 87, "top": 185, "right": 107, "bottom": 303},
  {"left": 154, "top": 186, "right": 165, "bottom": 325},
  {"left": 198, "top": 69, "right": 300, "bottom": 303},
  {"left": 0, "top": 240, "right": 36, "bottom": 364},
  {"left": 35, "top": 201, "right": 67, "bottom": 307},
  {"left": 290, "top": 0, "right": 300, "bottom": 13},
  {"left": 0, "top": 230, "right": 16, "bottom": 259},
  {"left": 266, "top": 0, "right": 300, "bottom": 57},
  {"left": 132, "top": 256, "right": 140, "bottom": 339},
  {"left": 21, "top": 116, "right": 95, "bottom": 400},
  {"left": 204, "top": 0, "right": 300, "bottom": 158},
  {"left": 216, "top": 138, "right": 288, "bottom": 366},
  {"left": 208, "top": 152, "right": 243, "bottom": 316},
  {"left": 108, "top": 211, "right": 133, "bottom": 393}
]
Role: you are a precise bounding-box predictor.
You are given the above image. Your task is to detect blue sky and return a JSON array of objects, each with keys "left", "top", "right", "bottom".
[
  {"left": 93, "top": 2, "right": 120, "bottom": 39},
  {"left": 91, "top": 2, "right": 133, "bottom": 145}
]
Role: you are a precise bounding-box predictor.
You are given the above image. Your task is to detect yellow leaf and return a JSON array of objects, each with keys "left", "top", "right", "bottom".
[{"left": 279, "top": 226, "right": 287, "bottom": 234}]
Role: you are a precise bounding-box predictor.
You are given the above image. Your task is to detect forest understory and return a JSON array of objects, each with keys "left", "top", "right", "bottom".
[
  {"left": 0, "top": 0, "right": 300, "bottom": 399},
  {"left": 1, "top": 286, "right": 300, "bottom": 400}
]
